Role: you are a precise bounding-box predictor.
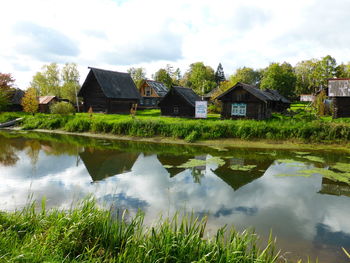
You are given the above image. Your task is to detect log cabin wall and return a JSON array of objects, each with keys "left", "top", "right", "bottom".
[
  {"left": 159, "top": 89, "right": 195, "bottom": 117},
  {"left": 332, "top": 97, "right": 350, "bottom": 118},
  {"left": 82, "top": 74, "right": 107, "bottom": 112},
  {"left": 220, "top": 87, "right": 269, "bottom": 120}
]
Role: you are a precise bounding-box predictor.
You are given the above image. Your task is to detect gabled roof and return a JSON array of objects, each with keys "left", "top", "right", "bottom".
[
  {"left": 79, "top": 67, "right": 141, "bottom": 100},
  {"left": 11, "top": 89, "right": 25, "bottom": 105},
  {"left": 172, "top": 86, "right": 202, "bottom": 107},
  {"left": 204, "top": 86, "right": 223, "bottom": 99},
  {"left": 145, "top": 80, "right": 168, "bottom": 97},
  {"left": 39, "top": 96, "right": 56, "bottom": 104},
  {"left": 217, "top": 82, "right": 290, "bottom": 103}
]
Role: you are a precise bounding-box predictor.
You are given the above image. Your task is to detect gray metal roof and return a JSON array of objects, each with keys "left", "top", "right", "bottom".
[
  {"left": 173, "top": 86, "right": 201, "bottom": 107},
  {"left": 11, "top": 89, "right": 24, "bottom": 105},
  {"left": 328, "top": 79, "right": 350, "bottom": 97},
  {"left": 217, "top": 82, "right": 290, "bottom": 103},
  {"left": 79, "top": 67, "right": 141, "bottom": 100},
  {"left": 145, "top": 80, "right": 168, "bottom": 97}
]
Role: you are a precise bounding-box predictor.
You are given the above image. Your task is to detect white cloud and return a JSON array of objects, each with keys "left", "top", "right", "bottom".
[{"left": 1, "top": 0, "right": 350, "bottom": 88}]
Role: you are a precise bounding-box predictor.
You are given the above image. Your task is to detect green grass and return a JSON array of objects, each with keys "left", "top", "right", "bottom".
[
  {"left": 0, "top": 199, "right": 282, "bottom": 262},
  {"left": 3, "top": 108, "right": 350, "bottom": 143}
]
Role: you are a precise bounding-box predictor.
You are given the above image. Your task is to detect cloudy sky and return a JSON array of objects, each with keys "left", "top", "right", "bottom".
[{"left": 1, "top": 0, "right": 350, "bottom": 89}]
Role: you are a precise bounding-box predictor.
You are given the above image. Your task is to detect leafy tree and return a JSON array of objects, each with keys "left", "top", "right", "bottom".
[
  {"left": 22, "top": 88, "right": 39, "bottom": 114},
  {"left": 260, "top": 62, "right": 296, "bottom": 98},
  {"left": 0, "top": 90, "right": 9, "bottom": 112},
  {"left": 61, "top": 63, "right": 80, "bottom": 104},
  {"left": 30, "top": 63, "right": 60, "bottom": 96},
  {"left": 0, "top": 73, "right": 16, "bottom": 90},
  {"left": 316, "top": 55, "right": 337, "bottom": 87},
  {"left": 230, "top": 67, "right": 261, "bottom": 86},
  {"left": 294, "top": 59, "right": 319, "bottom": 95},
  {"left": 0, "top": 73, "right": 16, "bottom": 111},
  {"left": 214, "top": 63, "right": 225, "bottom": 85},
  {"left": 153, "top": 68, "right": 173, "bottom": 88},
  {"left": 336, "top": 62, "right": 350, "bottom": 78},
  {"left": 127, "top": 67, "right": 146, "bottom": 89},
  {"left": 182, "top": 62, "right": 216, "bottom": 95}
]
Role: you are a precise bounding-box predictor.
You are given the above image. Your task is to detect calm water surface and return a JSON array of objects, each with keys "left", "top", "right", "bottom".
[{"left": 0, "top": 131, "right": 350, "bottom": 262}]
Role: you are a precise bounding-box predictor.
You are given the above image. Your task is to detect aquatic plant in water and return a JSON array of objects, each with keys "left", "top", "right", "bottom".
[
  {"left": 229, "top": 164, "right": 257, "bottom": 171},
  {"left": 178, "top": 156, "right": 225, "bottom": 168},
  {"left": 302, "top": 156, "right": 324, "bottom": 163}
]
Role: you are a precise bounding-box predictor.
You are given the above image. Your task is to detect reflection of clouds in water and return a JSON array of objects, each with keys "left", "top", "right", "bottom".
[{"left": 1, "top": 148, "right": 350, "bottom": 254}]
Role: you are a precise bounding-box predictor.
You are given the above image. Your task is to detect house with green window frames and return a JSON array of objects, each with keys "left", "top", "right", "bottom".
[{"left": 216, "top": 82, "right": 290, "bottom": 120}]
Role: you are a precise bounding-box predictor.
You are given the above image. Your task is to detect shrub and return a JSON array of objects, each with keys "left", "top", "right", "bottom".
[{"left": 50, "top": 102, "right": 75, "bottom": 115}]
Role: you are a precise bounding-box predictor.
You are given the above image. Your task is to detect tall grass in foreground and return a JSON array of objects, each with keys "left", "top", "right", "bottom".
[{"left": 0, "top": 199, "right": 281, "bottom": 262}]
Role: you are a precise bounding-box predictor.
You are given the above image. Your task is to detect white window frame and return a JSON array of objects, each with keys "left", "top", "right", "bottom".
[{"left": 231, "top": 103, "right": 246, "bottom": 116}]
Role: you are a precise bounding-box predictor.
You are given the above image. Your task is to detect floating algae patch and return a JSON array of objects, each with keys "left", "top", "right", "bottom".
[
  {"left": 293, "top": 151, "right": 311, "bottom": 155},
  {"left": 209, "top": 146, "right": 228, "bottom": 152},
  {"left": 332, "top": 162, "right": 350, "bottom": 173},
  {"left": 276, "top": 173, "right": 312, "bottom": 177},
  {"left": 275, "top": 159, "right": 300, "bottom": 164},
  {"left": 163, "top": 165, "right": 173, "bottom": 169},
  {"left": 286, "top": 164, "right": 306, "bottom": 168},
  {"left": 298, "top": 168, "right": 350, "bottom": 184},
  {"left": 258, "top": 151, "right": 277, "bottom": 157},
  {"left": 178, "top": 157, "right": 225, "bottom": 168},
  {"left": 302, "top": 156, "right": 324, "bottom": 163},
  {"left": 229, "top": 164, "right": 257, "bottom": 171}
]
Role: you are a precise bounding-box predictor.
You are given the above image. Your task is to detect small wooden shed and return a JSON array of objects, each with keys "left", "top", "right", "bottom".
[
  {"left": 38, "top": 96, "right": 58, "bottom": 113},
  {"left": 139, "top": 80, "right": 168, "bottom": 109},
  {"left": 158, "top": 86, "right": 201, "bottom": 117},
  {"left": 216, "top": 82, "right": 290, "bottom": 120},
  {"left": 7, "top": 89, "right": 25, "bottom": 112},
  {"left": 328, "top": 78, "right": 350, "bottom": 118},
  {"left": 78, "top": 67, "right": 141, "bottom": 114}
]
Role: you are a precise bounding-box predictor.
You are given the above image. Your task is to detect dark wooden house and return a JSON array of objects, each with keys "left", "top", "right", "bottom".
[
  {"left": 139, "top": 80, "right": 168, "bottom": 108},
  {"left": 78, "top": 67, "right": 141, "bottom": 113},
  {"left": 38, "top": 96, "right": 58, "bottom": 113},
  {"left": 328, "top": 78, "right": 350, "bottom": 118},
  {"left": 158, "top": 86, "right": 201, "bottom": 117},
  {"left": 7, "top": 89, "right": 24, "bottom": 112},
  {"left": 216, "top": 82, "right": 290, "bottom": 120}
]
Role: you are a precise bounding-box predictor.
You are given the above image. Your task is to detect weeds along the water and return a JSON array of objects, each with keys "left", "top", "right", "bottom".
[
  {"left": 6, "top": 111, "right": 350, "bottom": 143},
  {"left": 0, "top": 198, "right": 281, "bottom": 262}
]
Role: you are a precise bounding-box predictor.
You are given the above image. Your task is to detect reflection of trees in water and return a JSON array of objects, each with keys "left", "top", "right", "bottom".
[
  {"left": 191, "top": 168, "right": 205, "bottom": 184},
  {"left": 0, "top": 137, "right": 20, "bottom": 166},
  {"left": 25, "top": 140, "right": 41, "bottom": 166}
]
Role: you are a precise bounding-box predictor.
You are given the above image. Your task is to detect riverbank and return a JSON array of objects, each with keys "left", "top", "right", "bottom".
[
  {"left": 6, "top": 127, "right": 350, "bottom": 153},
  {"left": 2, "top": 111, "right": 350, "bottom": 149},
  {"left": 0, "top": 199, "right": 280, "bottom": 262}
]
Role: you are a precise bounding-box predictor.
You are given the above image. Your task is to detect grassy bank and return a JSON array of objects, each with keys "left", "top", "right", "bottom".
[
  {"left": 0, "top": 199, "right": 281, "bottom": 263},
  {"left": 2, "top": 110, "right": 350, "bottom": 143}
]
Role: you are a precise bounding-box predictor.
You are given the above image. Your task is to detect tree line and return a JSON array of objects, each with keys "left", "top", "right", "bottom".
[{"left": 1, "top": 54, "right": 350, "bottom": 113}]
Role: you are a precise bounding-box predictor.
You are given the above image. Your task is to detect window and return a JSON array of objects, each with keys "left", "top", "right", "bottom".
[
  {"left": 174, "top": 106, "right": 179, "bottom": 114},
  {"left": 152, "top": 99, "right": 156, "bottom": 105},
  {"left": 145, "top": 87, "right": 151, "bottom": 96},
  {"left": 231, "top": 103, "right": 246, "bottom": 116}
]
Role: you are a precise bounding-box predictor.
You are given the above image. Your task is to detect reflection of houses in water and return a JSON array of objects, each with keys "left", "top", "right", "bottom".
[
  {"left": 318, "top": 178, "right": 350, "bottom": 198},
  {"left": 157, "top": 154, "right": 187, "bottom": 177},
  {"left": 214, "top": 158, "right": 273, "bottom": 191},
  {"left": 79, "top": 148, "right": 139, "bottom": 181}
]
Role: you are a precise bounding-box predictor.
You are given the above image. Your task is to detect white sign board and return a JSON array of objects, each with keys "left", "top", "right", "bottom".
[{"left": 195, "top": 101, "right": 208, "bottom": 118}]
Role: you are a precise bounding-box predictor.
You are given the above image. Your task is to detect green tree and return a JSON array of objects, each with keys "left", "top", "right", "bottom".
[
  {"left": 336, "top": 62, "right": 350, "bottom": 78},
  {"left": 0, "top": 73, "right": 16, "bottom": 111},
  {"left": 260, "top": 62, "right": 296, "bottom": 98},
  {"left": 61, "top": 63, "right": 80, "bottom": 104},
  {"left": 30, "top": 63, "right": 60, "bottom": 96},
  {"left": 230, "top": 67, "right": 261, "bottom": 86},
  {"left": 182, "top": 62, "right": 216, "bottom": 95},
  {"left": 127, "top": 67, "right": 146, "bottom": 89},
  {"left": 22, "top": 88, "right": 39, "bottom": 114},
  {"left": 294, "top": 59, "right": 319, "bottom": 95},
  {"left": 214, "top": 63, "right": 225, "bottom": 85},
  {"left": 153, "top": 68, "right": 173, "bottom": 88}
]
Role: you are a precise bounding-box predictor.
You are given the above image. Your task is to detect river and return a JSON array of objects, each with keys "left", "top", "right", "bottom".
[{"left": 0, "top": 130, "right": 349, "bottom": 262}]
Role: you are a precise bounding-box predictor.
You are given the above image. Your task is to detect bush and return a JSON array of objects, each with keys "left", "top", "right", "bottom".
[{"left": 50, "top": 102, "right": 75, "bottom": 115}]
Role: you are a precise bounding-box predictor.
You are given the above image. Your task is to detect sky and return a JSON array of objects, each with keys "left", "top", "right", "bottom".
[{"left": 1, "top": 0, "right": 350, "bottom": 89}]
